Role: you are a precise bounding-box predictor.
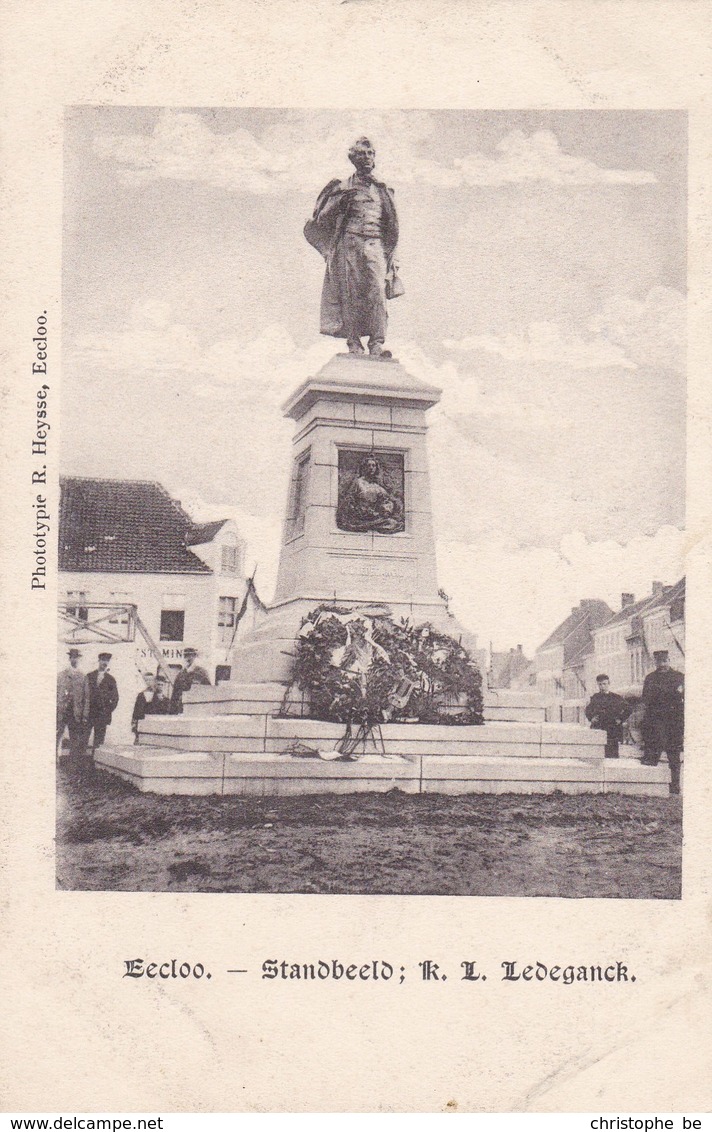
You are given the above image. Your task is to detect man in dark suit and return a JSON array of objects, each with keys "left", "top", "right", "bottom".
[
  {"left": 131, "top": 672, "right": 171, "bottom": 742},
  {"left": 640, "top": 650, "right": 684, "bottom": 794},
  {"left": 169, "top": 647, "right": 211, "bottom": 714},
  {"left": 585, "top": 674, "right": 632, "bottom": 759},
  {"left": 86, "top": 652, "right": 120, "bottom": 753}
]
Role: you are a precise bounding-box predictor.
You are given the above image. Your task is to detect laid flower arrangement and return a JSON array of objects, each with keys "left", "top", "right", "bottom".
[{"left": 290, "top": 604, "right": 484, "bottom": 727}]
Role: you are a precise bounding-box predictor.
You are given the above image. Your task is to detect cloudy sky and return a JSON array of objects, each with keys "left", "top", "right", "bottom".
[{"left": 62, "top": 108, "right": 686, "bottom": 652}]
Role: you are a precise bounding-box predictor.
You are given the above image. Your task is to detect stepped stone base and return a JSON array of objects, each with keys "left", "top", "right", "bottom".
[
  {"left": 185, "top": 680, "right": 546, "bottom": 724},
  {"left": 96, "top": 715, "right": 670, "bottom": 797}
]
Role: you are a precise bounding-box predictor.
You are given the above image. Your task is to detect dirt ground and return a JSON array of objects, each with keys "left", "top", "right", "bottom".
[{"left": 55, "top": 764, "right": 682, "bottom": 898}]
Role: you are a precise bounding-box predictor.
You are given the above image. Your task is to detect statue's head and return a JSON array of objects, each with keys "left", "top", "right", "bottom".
[
  {"left": 348, "top": 136, "right": 376, "bottom": 175},
  {"left": 359, "top": 455, "right": 381, "bottom": 481}
]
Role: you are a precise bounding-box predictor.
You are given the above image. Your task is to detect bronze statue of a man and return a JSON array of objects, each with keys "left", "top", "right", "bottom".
[{"left": 304, "top": 137, "right": 403, "bottom": 359}]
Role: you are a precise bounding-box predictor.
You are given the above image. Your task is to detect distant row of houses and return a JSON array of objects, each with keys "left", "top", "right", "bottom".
[{"left": 490, "top": 581, "right": 686, "bottom": 724}]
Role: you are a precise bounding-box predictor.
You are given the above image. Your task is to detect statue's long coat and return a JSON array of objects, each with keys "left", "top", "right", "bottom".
[{"left": 304, "top": 174, "right": 400, "bottom": 339}]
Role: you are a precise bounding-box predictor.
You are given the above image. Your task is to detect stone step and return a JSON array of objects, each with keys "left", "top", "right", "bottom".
[
  {"left": 137, "top": 715, "right": 605, "bottom": 760},
  {"left": 186, "top": 682, "right": 288, "bottom": 702},
  {"left": 141, "top": 714, "right": 600, "bottom": 743},
  {"left": 182, "top": 682, "right": 288, "bottom": 717},
  {"left": 96, "top": 746, "right": 670, "bottom": 798}
]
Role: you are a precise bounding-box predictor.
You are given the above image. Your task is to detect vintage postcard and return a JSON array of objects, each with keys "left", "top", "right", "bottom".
[{"left": 2, "top": 0, "right": 711, "bottom": 1116}]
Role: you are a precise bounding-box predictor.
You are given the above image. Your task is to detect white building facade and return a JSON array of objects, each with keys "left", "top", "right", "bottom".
[
  {"left": 59, "top": 477, "right": 264, "bottom": 742},
  {"left": 589, "top": 580, "right": 685, "bottom": 701}
]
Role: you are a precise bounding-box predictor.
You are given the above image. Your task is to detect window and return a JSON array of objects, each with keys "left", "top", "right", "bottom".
[
  {"left": 218, "top": 596, "right": 238, "bottom": 643},
  {"left": 66, "top": 590, "right": 89, "bottom": 621},
  {"left": 160, "top": 610, "right": 185, "bottom": 641},
  {"left": 218, "top": 596, "right": 237, "bottom": 628},
  {"left": 221, "top": 544, "right": 241, "bottom": 574},
  {"left": 109, "top": 591, "right": 130, "bottom": 625},
  {"left": 160, "top": 593, "right": 185, "bottom": 641}
]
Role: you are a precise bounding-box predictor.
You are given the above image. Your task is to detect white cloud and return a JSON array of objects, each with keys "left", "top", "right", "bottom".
[
  {"left": 71, "top": 299, "right": 205, "bottom": 374},
  {"left": 69, "top": 306, "right": 679, "bottom": 552},
  {"left": 93, "top": 112, "right": 656, "bottom": 195},
  {"left": 444, "top": 321, "right": 636, "bottom": 370},
  {"left": 589, "top": 286, "right": 685, "bottom": 374},
  {"left": 455, "top": 129, "right": 656, "bottom": 186},
  {"left": 94, "top": 113, "right": 291, "bottom": 194},
  {"left": 93, "top": 110, "right": 455, "bottom": 195},
  {"left": 170, "top": 478, "right": 686, "bottom": 652},
  {"left": 443, "top": 286, "right": 685, "bottom": 375},
  {"left": 65, "top": 308, "right": 338, "bottom": 547},
  {"left": 438, "top": 525, "right": 685, "bottom": 654},
  {"left": 70, "top": 302, "right": 336, "bottom": 408}
]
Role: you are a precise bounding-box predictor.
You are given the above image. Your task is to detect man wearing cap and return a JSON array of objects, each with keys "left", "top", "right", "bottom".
[
  {"left": 131, "top": 672, "right": 171, "bottom": 742},
  {"left": 86, "top": 652, "right": 120, "bottom": 754},
  {"left": 585, "top": 674, "right": 632, "bottom": 759},
  {"left": 57, "top": 648, "right": 90, "bottom": 760},
  {"left": 640, "top": 650, "right": 684, "bottom": 794},
  {"left": 169, "top": 648, "right": 211, "bottom": 714}
]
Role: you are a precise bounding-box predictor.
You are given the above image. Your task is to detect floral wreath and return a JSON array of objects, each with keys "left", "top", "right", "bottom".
[{"left": 290, "top": 605, "right": 484, "bottom": 727}]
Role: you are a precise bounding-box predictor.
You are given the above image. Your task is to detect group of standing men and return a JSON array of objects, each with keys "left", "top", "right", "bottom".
[
  {"left": 585, "top": 649, "right": 684, "bottom": 794},
  {"left": 56, "top": 646, "right": 212, "bottom": 770},
  {"left": 129, "top": 648, "right": 211, "bottom": 738},
  {"left": 56, "top": 649, "right": 119, "bottom": 767}
]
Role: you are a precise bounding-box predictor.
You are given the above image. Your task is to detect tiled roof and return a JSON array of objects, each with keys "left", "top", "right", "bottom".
[
  {"left": 538, "top": 600, "right": 614, "bottom": 652},
  {"left": 598, "top": 577, "right": 686, "bottom": 628},
  {"left": 187, "top": 519, "right": 229, "bottom": 546},
  {"left": 59, "top": 477, "right": 222, "bottom": 574},
  {"left": 598, "top": 593, "right": 657, "bottom": 627},
  {"left": 490, "top": 648, "right": 533, "bottom": 687},
  {"left": 565, "top": 640, "right": 595, "bottom": 670}
]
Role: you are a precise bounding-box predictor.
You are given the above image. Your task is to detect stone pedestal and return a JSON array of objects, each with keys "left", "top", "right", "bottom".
[
  {"left": 96, "top": 351, "right": 673, "bottom": 798},
  {"left": 230, "top": 352, "right": 453, "bottom": 684}
]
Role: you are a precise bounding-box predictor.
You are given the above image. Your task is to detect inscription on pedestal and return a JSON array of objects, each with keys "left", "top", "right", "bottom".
[{"left": 328, "top": 553, "right": 416, "bottom": 584}]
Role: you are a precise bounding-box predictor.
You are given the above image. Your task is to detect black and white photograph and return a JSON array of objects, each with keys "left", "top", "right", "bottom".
[
  {"left": 6, "top": 0, "right": 712, "bottom": 1118},
  {"left": 56, "top": 108, "right": 686, "bottom": 898}
]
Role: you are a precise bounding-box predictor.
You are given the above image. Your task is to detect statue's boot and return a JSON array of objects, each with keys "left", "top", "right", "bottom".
[
  {"left": 368, "top": 341, "right": 391, "bottom": 359},
  {"left": 347, "top": 339, "right": 365, "bottom": 354}
]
